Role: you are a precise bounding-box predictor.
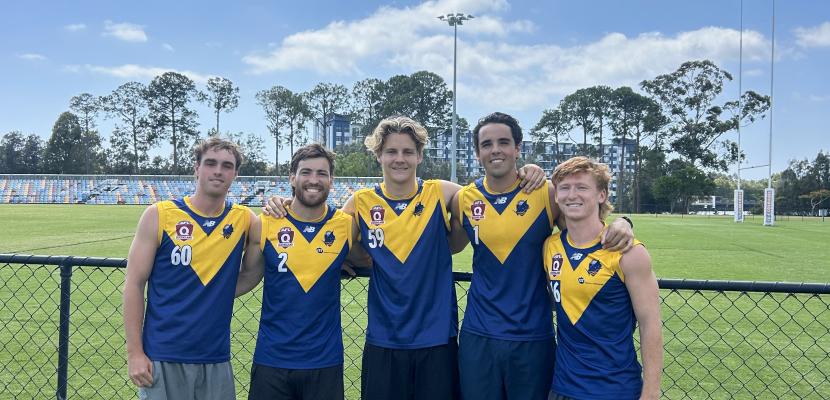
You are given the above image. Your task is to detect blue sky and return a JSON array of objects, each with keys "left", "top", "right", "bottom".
[{"left": 2, "top": 0, "right": 828, "bottom": 178}]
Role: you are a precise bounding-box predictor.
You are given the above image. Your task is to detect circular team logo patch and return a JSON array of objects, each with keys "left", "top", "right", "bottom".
[
  {"left": 175, "top": 221, "right": 193, "bottom": 241},
  {"left": 471, "top": 200, "right": 486, "bottom": 221}
]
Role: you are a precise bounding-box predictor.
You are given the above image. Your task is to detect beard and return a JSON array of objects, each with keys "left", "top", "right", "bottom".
[{"left": 294, "top": 185, "right": 330, "bottom": 208}]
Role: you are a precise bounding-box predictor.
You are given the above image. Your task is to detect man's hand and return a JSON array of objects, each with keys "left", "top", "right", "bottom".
[
  {"left": 517, "top": 164, "right": 546, "bottom": 193},
  {"left": 128, "top": 352, "right": 153, "bottom": 387},
  {"left": 341, "top": 261, "right": 358, "bottom": 279},
  {"left": 601, "top": 217, "right": 634, "bottom": 252},
  {"left": 262, "top": 196, "right": 291, "bottom": 218}
]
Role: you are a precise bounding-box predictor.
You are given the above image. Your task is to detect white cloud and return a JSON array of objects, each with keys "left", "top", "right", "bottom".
[
  {"left": 18, "top": 53, "right": 47, "bottom": 61},
  {"left": 244, "top": 0, "right": 771, "bottom": 113},
  {"left": 242, "top": 0, "right": 534, "bottom": 74},
  {"left": 808, "top": 94, "right": 830, "bottom": 102},
  {"left": 64, "top": 23, "right": 86, "bottom": 32},
  {"left": 102, "top": 20, "right": 148, "bottom": 43},
  {"left": 162, "top": 43, "right": 175, "bottom": 52},
  {"left": 794, "top": 22, "right": 830, "bottom": 48},
  {"left": 745, "top": 69, "right": 764, "bottom": 77},
  {"left": 70, "top": 64, "right": 212, "bottom": 83}
]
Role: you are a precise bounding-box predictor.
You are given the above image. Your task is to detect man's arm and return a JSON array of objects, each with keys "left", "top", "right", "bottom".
[
  {"left": 123, "top": 205, "right": 159, "bottom": 388},
  {"left": 517, "top": 163, "right": 547, "bottom": 193},
  {"left": 449, "top": 190, "right": 470, "bottom": 254},
  {"left": 548, "top": 181, "right": 565, "bottom": 231},
  {"left": 620, "top": 246, "right": 663, "bottom": 400},
  {"left": 236, "top": 211, "right": 264, "bottom": 297},
  {"left": 601, "top": 217, "right": 634, "bottom": 251},
  {"left": 345, "top": 213, "right": 372, "bottom": 272}
]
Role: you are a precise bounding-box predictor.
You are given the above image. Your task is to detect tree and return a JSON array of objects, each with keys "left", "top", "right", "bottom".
[
  {"left": 256, "top": 86, "right": 292, "bottom": 175},
  {"left": 587, "top": 86, "right": 614, "bottom": 159},
  {"left": 380, "top": 71, "right": 452, "bottom": 140},
  {"left": 0, "top": 131, "right": 25, "bottom": 173},
  {"left": 652, "top": 159, "right": 715, "bottom": 213},
  {"left": 69, "top": 93, "right": 101, "bottom": 173},
  {"left": 609, "top": 87, "right": 663, "bottom": 212},
  {"left": 101, "top": 82, "right": 154, "bottom": 174},
  {"left": 227, "top": 131, "right": 269, "bottom": 176},
  {"left": 531, "top": 106, "right": 572, "bottom": 166},
  {"left": 799, "top": 189, "right": 830, "bottom": 215},
  {"left": 43, "top": 112, "right": 87, "bottom": 173},
  {"left": 560, "top": 88, "right": 595, "bottom": 156},
  {"left": 334, "top": 142, "right": 381, "bottom": 177},
  {"left": 20, "top": 134, "right": 45, "bottom": 173},
  {"left": 283, "top": 92, "right": 310, "bottom": 157},
  {"left": 201, "top": 77, "right": 240, "bottom": 136},
  {"left": 104, "top": 126, "right": 137, "bottom": 174},
  {"left": 641, "top": 60, "right": 767, "bottom": 171},
  {"left": 306, "top": 83, "right": 349, "bottom": 147},
  {"left": 350, "top": 78, "right": 385, "bottom": 138},
  {"left": 146, "top": 72, "right": 201, "bottom": 174}
]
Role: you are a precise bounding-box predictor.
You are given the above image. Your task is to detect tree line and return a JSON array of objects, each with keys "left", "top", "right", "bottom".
[{"left": 3, "top": 59, "right": 823, "bottom": 214}]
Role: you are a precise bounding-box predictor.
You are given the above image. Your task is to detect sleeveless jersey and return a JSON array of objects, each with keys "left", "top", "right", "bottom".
[
  {"left": 543, "top": 230, "right": 644, "bottom": 399},
  {"left": 354, "top": 179, "right": 457, "bottom": 349},
  {"left": 458, "top": 178, "right": 555, "bottom": 340},
  {"left": 143, "top": 196, "right": 251, "bottom": 363},
  {"left": 254, "top": 206, "right": 352, "bottom": 369}
]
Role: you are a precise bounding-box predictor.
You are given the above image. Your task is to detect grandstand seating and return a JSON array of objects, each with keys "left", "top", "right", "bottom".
[{"left": 0, "top": 175, "right": 382, "bottom": 208}]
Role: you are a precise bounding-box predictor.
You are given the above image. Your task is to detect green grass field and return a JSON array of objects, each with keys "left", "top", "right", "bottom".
[{"left": 1, "top": 204, "right": 828, "bottom": 399}]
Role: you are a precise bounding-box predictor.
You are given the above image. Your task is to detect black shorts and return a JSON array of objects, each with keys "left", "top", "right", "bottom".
[
  {"left": 248, "top": 363, "right": 343, "bottom": 400},
  {"left": 361, "top": 340, "right": 460, "bottom": 400}
]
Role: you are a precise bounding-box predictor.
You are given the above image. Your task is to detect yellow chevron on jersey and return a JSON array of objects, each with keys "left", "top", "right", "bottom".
[
  {"left": 156, "top": 197, "right": 251, "bottom": 286},
  {"left": 354, "top": 180, "right": 449, "bottom": 264},
  {"left": 458, "top": 178, "right": 553, "bottom": 264},
  {"left": 544, "top": 232, "right": 642, "bottom": 326},
  {"left": 261, "top": 206, "right": 352, "bottom": 293}
]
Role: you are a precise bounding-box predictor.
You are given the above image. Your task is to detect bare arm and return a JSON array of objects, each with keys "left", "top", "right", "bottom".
[
  {"left": 236, "top": 211, "right": 264, "bottom": 297},
  {"left": 602, "top": 217, "right": 634, "bottom": 251},
  {"left": 449, "top": 189, "right": 470, "bottom": 254},
  {"left": 345, "top": 213, "right": 372, "bottom": 269},
  {"left": 621, "top": 246, "right": 663, "bottom": 400},
  {"left": 548, "top": 181, "right": 565, "bottom": 231},
  {"left": 123, "top": 205, "right": 159, "bottom": 388},
  {"left": 518, "top": 163, "right": 547, "bottom": 193}
]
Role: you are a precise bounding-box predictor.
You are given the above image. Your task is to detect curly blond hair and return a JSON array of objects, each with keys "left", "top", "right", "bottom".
[
  {"left": 551, "top": 156, "right": 614, "bottom": 220},
  {"left": 364, "top": 116, "right": 429, "bottom": 155}
]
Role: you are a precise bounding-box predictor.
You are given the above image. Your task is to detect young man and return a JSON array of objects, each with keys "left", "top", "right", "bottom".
[
  {"left": 266, "top": 115, "right": 546, "bottom": 400},
  {"left": 544, "top": 157, "right": 663, "bottom": 400},
  {"left": 123, "top": 138, "right": 254, "bottom": 400},
  {"left": 236, "top": 144, "right": 360, "bottom": 400},
  {"left": 451, "top": 112, "right": 633, "bottom": 400}
]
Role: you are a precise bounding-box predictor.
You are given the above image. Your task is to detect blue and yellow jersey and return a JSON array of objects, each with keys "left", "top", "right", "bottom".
[
  {"left": 543, "top": 230, "right": 644, "bottom": 399},
  {"left": 354, "top": 179, "right": 457, "bottom": 349},
  {"left": 143, "top": 196, "right": 251, "bottom": 363},
  {"left": 254, "top": 205, "right": 352, "bottom": 369},
  {"left": 458, "top": 178, "right": 555, "bottom": 340}
]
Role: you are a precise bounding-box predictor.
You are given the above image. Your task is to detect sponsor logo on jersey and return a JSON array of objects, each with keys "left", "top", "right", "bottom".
[
  {"left": 303, "top": 225, "right": 316, "bottom": 233},
  {"left": 413, "top": 202, "right": 424, "bottom": 216},
  {"left": 587, "top": 259, "right": 602, "bottom": 276},
  {"left": 277, "top": 227, "right": 294, "bottom": 248},
  {"left": 515, "top": 200, "right": 529, "bottom": 216},
  {"left": 471, "top": 200, "right": 486, "bottom": 221},
  {"left": 550, "top": 253, "right": 563, "bottom": 278},
  {"left": 222, "top": 223, "right": 234, "bottom": 239},
  {"left": 394, "top": 202, "right": 408, "bottom": 211},
  {"left": 370, "top": 205, "right": 385, "bottom": 225},
  {"left": 203, "top": 220, "right": 216, "bottom": 227},
  {"left": 175, "top": 221, "right": 193, "bottom": 241},
  {"left": 570, "top": 252, "right": 584, "bottom": 261},
  {"left": 495, "top": 196, "right": 508, "bottom": 204},
  {"left": 323, "top": 230, "right": 336, "bottom": 246},
  {"left": 578, "top": 276, "right": 585, "bottom": 284}
]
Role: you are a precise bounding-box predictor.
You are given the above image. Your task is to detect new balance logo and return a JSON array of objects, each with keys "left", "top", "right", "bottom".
[
  {"left": 570, "top": 253, "right": 584, "bottom": 261},
  {"left": 203, "top": 220, "right": 216, "bottom": 227},
  {"left": 394, "top": 203, "right": 408, "bottom": 211},
  {"left": 495, "top": 197, "right": 507, "bottom": 204},
  {"left": 303, "top": 226, "right": 316, "bottom": 233}
]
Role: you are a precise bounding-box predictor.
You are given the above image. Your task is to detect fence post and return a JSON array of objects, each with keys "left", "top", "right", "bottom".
[{"left": 56, "top": 258, "right": 73, "bottom": 400}]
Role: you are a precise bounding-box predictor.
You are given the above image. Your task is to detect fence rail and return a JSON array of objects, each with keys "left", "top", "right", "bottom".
[{"left": 1, "top": 254, "right": 828, "bottom": 399}]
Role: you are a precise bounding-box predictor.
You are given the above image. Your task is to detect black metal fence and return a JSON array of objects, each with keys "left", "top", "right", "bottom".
[{"left": 1, "top": 254, "right": 828, "bottom": 400}]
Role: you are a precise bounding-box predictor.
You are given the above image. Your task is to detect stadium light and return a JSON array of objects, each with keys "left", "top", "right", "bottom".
[{"left": 438, "top": 12, "right": 474, "bottom": 183}]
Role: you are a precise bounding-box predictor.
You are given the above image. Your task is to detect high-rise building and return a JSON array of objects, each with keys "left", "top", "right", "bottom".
[
  {"left": 313, "top": 113, "right": 353, "bottom": 150},
  {"left": 425, "top": 129, "right": 481, "bottom": 179}
]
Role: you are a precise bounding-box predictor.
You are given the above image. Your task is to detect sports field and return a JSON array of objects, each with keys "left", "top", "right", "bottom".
[
  {"left": 1, "top": 204, "right": 828, "bottom": 281},
  {"left": 1, "top": 204, "right": 828, "bottom": 399}
]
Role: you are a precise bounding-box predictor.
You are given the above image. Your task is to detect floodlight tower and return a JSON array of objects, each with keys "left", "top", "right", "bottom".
[{"left": 438, "top": 12, "right": 474, "bottom": 183}]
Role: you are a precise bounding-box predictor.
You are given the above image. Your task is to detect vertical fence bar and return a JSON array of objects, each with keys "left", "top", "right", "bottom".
[{"left": 56, "top": 258, "right": 73, "bottom": 400}]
